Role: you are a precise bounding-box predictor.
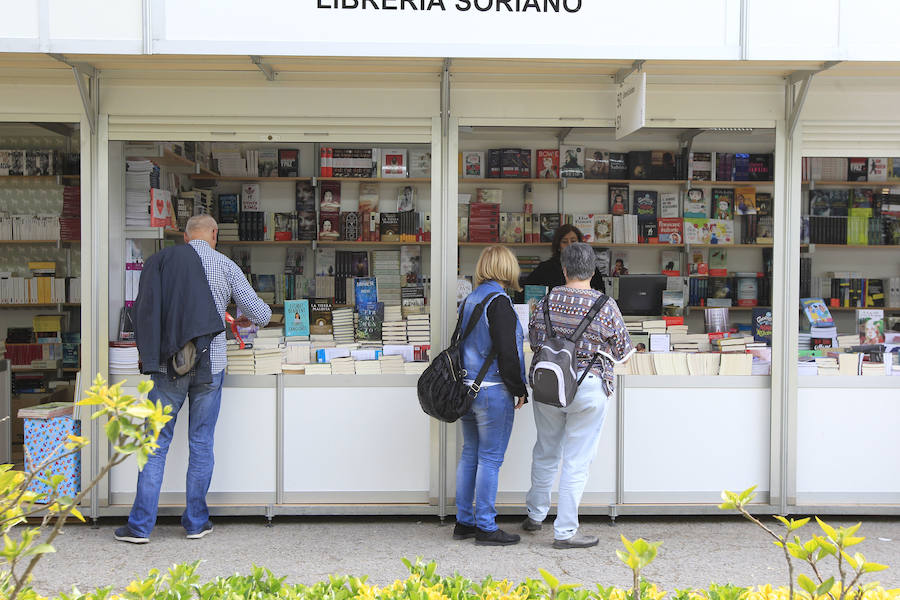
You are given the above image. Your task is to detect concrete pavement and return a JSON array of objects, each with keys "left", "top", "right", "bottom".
[{"left": 26, "top": 515, "right": 900, "bottom": 597}]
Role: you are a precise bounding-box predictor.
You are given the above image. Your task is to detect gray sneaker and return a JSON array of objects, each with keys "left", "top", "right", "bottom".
[
  {"left": 522, "top": 517, "right": 543, "bottom": 531},
  {"left": 553, "top": 534, "right": 599, "bottom": 549}
]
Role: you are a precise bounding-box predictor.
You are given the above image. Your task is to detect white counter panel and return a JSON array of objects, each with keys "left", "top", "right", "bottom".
[
  {"left": 623, "top": 383, "right": 771, "bottom": 503},
  {"left": 495, "top": 397, "right": 617, "bottom": 505},
  {"left": 109, "top": 385, "right": 277, "bottom": 504},
  {"left": 797, "top": 381, "right": 900, "bottom": 504},
  {"left": 282, "top": 387, "right": 430, "bottom": 503}
]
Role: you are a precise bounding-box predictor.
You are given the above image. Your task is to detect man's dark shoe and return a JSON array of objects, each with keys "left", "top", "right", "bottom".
[
  {"left": 522, "top": 517, "right": 543, "bottom": 531},
  {"left": 475, "top": 527, "right": 520, "bottom": 546},
  {"left": 552, "top": 533, "right": 599, "bottom": 549},
  {"left": 452, "top": 522, "right": 477, "bottom": 540},
  {"left": 186, "top": 521, "right": 214, "bottom": 539},
  {"left": 114, "top": 525, "right": 149, "bottom": 544}
]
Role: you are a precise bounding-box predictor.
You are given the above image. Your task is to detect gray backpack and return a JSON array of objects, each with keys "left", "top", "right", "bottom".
[{"left": 529, "top": 294, "right": 609, "bottom": 408}]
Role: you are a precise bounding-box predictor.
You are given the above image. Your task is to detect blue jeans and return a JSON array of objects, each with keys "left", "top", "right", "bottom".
[
  {"left": 127, "top": 370, "right": 224, "bottom": 537},
  {"left": 526, "top": 373, "right": 609, "bottom": 540},
  {"left": 455, "top": 384, "right": 515, "bottom": 532}
]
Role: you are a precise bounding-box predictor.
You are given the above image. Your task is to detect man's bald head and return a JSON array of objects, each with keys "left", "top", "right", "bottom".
[{"left": 184, "top": 215, "right": 218, "bottom": 248}]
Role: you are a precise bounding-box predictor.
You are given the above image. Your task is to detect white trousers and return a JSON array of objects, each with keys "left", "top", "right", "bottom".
[{"left": 525, "top": 373, "right": 610, "bottom": 540}]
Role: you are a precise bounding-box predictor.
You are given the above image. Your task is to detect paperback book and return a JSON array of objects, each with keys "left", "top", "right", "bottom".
[{"left": 285, "top": 299, "right": 310, "bottom": 337}]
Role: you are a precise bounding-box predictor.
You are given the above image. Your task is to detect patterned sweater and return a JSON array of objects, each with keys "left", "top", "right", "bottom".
[{"left": 528, "top": 286, "right": 633, "bottom": 397}]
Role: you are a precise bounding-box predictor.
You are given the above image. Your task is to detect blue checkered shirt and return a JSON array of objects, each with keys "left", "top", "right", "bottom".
[{"left": 188, "top": 239, "right": 272, "bottom": 373}]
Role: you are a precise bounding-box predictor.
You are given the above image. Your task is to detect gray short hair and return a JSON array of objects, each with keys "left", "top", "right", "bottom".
[
  {"left": 560, "top": 242, "right": 596, "bottom": 281},
  {"left": 185, "top": 214, "right": 217, "bottom": 238}
]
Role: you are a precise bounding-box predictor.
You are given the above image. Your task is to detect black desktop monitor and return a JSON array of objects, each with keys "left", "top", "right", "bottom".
[{"left": 615, "top": 274, "right": 668, "bottom": 316}]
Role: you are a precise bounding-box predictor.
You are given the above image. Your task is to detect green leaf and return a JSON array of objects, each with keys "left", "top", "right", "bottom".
[
  {"left": 791, "top": 517, "right": 811, "bottom": 531},
  {"left": 862, "top": 562, "right": 888, "bottom": 573},
  {"left": 817, "top": 517, "right": 837, "bottom": 540},
  {"left": 774, "top": 515, "right": 790, "bottom": 527},
  {"left": 27, "top": 543, "right": 56, "bottom": 555},
  {"left": 841, "top": 550, "right": 858, "bottom": 570},
  {"left": 539, "top": 569, "right": 559, "bottom": 589},
  {"left": 797, "top": 574, "right": 816, "bottom": 595},
  {"left": 815, "top": 577, "right": 835, "bottom": 596},
  {"left": 137, "top": 379, "right": 154, "bottom": 395}
]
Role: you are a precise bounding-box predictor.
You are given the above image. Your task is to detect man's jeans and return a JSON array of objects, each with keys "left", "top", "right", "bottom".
[
  {"left": 526, "top": 373, "right": 609, "bottom": 540},
  {"left": 127, "top": 370, "right": 224, "bottom": 537},
  {"left": 455, "top": 384, "right": 515, "bottom": 532}
]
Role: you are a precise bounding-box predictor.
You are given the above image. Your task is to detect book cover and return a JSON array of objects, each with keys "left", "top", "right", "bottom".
[
  {"left": 351, "top": 251, "right": 369, "bottom": 277},
  {"left": 752, "top": 307, "right": 773, "bottom": 344},
  {"left": 736, "top": 274, "right": 759, "bottom": 306},
  {"left": 573, "top": 214, "right": 595, "bottom": 243},
  {"left": 628, "top": 151, "right": 651, "bottom": 179},
  {"left": 734, "top": 153, "right": 750, "bottom": 181},
  {"left": 357, "top": 301, "right": 385, "bottom": 341},
  {"left": 735, "top": 187, "right": 757, "bottom": 215},
  {"left": 218, "top": 193, "right": 239, "bottom": 224},
  {"left": 359, "top": 183, "right": 379, "bottom": 213},
  {"left": 409, "top": 151, "right": 431, "bottom": 178},
  {"left": 661, "top": 250, "right": 681, "bottom": 276},
  {"left": 273, "top": 212, "right": 293, "bottom": 241},
  {"left": 709, "top": 248, "right": 728, "bottom": 277},
  {"left": 756, "top": 193, "right": 772, "bottom": 217},
  {"left": 688, "top": 247, "right": 709, "bottom": 276},
  {"left": 684, "top": 218, "right": 735, "bottom": 245},
  {"left": 584, "top": 149, "right": 609, "bottom": 179},
  {"left": 319, "top": 212, "right": 340, "bottom": 241},
  {"left": 593, "top": 248, "right": 610, "bottom": 277},
  {"left": 633, "top": 191, "right": 658, "bottom": 219},
  {"left": 683, "top": 188, "right": 707, "bottom": 219},
  {"left": 380, "top": 212, "right": 401, "bottom": 241},
  {"left": 608, "top": 153, "right": 628, "bottom": 179},
  {"left": 397, "top": 185, "right": 416, "bottom": 212},
  {"left": 800, "top": 298, "right": 834, "bottom": 328},
  {"left": 149, "top": 189, "right": 171, "bottom": 227},
  {"left": 320, "top": 181, "right": 341, "bottom": 213},
  {"left": 559, "top": 146, "right": 584, "bottom": 178},
  {"left": 659, "top": 192, "right": 679, "bottom": 218},
  {"left": 650, "top": 150, "right": 677, "bottom": 179},
  {"left": 400, "top": 245, "right": 421, "bottom": 286},
  {"left": 539, "top": 213, "right": 561, "bottom": 243},
  {"left": 711, "top": 188, "right": 734, "bottom": 220},
  {"left": 748, "top": 154, "right": 772, "bottom": 181},
  {"left": 500, "top": 148, "right": 520, "bottom": 178},
  {"left": 848, "top": 157, "right": 868, "bottom": 182},
  {"left": 593, "top": 215, "right": 613, "bottom": 244},
  {"left": 611, "top": 250, "right": 629, "bottom": 276},
  {"left": 868, "top": 158, "right": 888, "bottom": 181},
  {"left": 463, "top": 151, "right": 485, "bottom": 178},
  {"left": 639, "top": 220, "right": 659, "bottom": 244},
  {"left": 354, "top": 277, "right": 378, "bottom": 307},
  {"left": 401, "top": 285, "right": 426, "bottom": 316},
  {"left": 536, "top": 149, "right": 559, "bottom": 179},
  {"left": 609, "top": 184, "right": 629, "bottom": 216},
  {"left": 277, "top": 149, "right": 299, "bottom": 177},
  {"left": 858, "top": 309, "right": 885, "bottom": 344},
  {"left": 284, "top": 299, "right": 310, "bottom": 337},
  {"left": 241, "top": 184, "right": 261, "bottom": 212},
  {"left": 657, "top": 217, "right": 683, "bottom": 244},
  {"left": 503, "top": 212, "right": 524, "bottom": 243},
  {"left": 309, "top": 299, "right": 334, "bottom": 335},
  {"left": 524, "top": 284, "right": 547, "bottom": 307},
  {"left": 690, "top": 152, "right": 712, "bottom": 181},
  {"left": 851, "top": 188, "right": 874, "bottom": 215},
  {"left": 381, "top": 148, "right": 408, "bottom": 178},
  {"left": 258, "top": 148, "right": 277, "bottom": 177}
]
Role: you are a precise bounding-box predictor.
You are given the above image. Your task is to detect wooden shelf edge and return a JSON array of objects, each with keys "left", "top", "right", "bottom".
[{"left": 317, "top": 177, "right": 431, "bottom": 183}]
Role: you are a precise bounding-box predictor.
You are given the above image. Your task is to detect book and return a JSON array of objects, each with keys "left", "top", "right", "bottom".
[
  {"left": 359, "top": 183, "right": 379, "bottom": 213},
  {"left": 608, "top": 153, "right": 628, "bottom": 179},
  {"left": 690, "top": 152, "right": 712, "bottom": 181},
  {"left": 858, "top": 309, "right": 885, "bottom": 344},
  {"left": 573, "top": 214, "right": 595, "bottom": 243},
  {"left": 357, "top": 301, "right": 385, "bottom": 341},
  {"left": 752, "top": 307, "right": 773, "bottom": 344},
  {"left": 657, "top": 217, "right": 683, "bottom": 244},
  {"left": 709, "top": 248, "right": 728, "bottom": 277},
  {"left": 800, "top": 298, "right": 834, "bottom": 328},
  {"left": 319, "top": 212, "right": 340, "bottom": 241},
  {"left": 277, "top": 149, "right": 299, "bottom": 177},
  {"left": 218, "top": 193, "right": 239, "bottom": 224},
  {"left": 462, "top": 151, "right": 485, "bottom": 178},
  {"left": 684, "top": 218, "right": 735, "bottom": 245},
  {"left": 309, "top": 299, "right": 334, "bottom": 335},
  {"left": 284, "top": 299, "right": 310, "bottom": 337},
  {"left": 539, "top": 213, "right": 560, "bottom": 243},
  {"left": 611, "top": 250, "right": 629, "bottom": 276},
  {"left": 688, "top": 247, "right": 709, "bottom": 276},
  {"left": 848, "top": 157, "right": 868, "bottom": 181},
  {"left": 584, "top": 149, "right": 609, "bottom": 179},
  {"left": 524, "top": 284, "right": 547, "bottom": 306},
  {"left": 409, "top": 151, "right": 431, "bottom": 178},
  {"left": 400, "top": 245, "right": 421, "bottom": 286},
  {"left": 609, "top": 184, "right": 629, "bottom": 216},
  {"left": 659, "top": 192, "right": 679, "bottom": 218},
  {"left": 295, "top": 182, "right": 317, "bottom": 240},
  {"left": 868, "top": 158, "right": 888, "bottom": 181},
  {"left": 748, "top": 154, "right": 772, "bottom": 181},
  {"left": 149, "top": 188, "right": 171, "bottom": 227},
  {"left": 17, "top": 401, "right": 74, "bottom": 419},
  {"left": 258, "top": 148, "right": 277, "bottom": 177},
  {"left": 536, "top": 149, "right": 559, "bottom": 179},
  {"left": 559, "top": 145, "right": 584, "bottom": 178},
  {"left": 381, "top": 148, "right": 408, "bottom": 178},
  {"left": 273, "top": 212, "right": 293, "bottom": 241},
  {"left": 734, "top": 187, "right": 757, "bottom": 215},
  {"left": 593, "top": 215, "right": 613, "bottom": 244},
  {"left": 628, "top": 151, "right": 651, "bottom": 179},
  {"left": 380, "top": 212, "right": 400, "bottom": 241},
  {"left": 354, "top": 277, "right": 378, "bottom": 308},
  {"left": 320, "top": 181, "right": 341, "bottom": 213},
  {"left": 683, "top": 188, "right": 706, "bottom": 219},
  {"left": 660, "top": 250, "right": 681, "bottom": 276},
  {"left": 711, "top": 188, "right": 734, "bottom": 220}
]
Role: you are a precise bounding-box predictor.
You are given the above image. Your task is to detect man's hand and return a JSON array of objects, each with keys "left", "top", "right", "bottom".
[
  {"left": 234, "top": 315, "right": 253, "bottom": 327},
  {"left": 515, "top": 396, "right": 526, "bottom": 409}
]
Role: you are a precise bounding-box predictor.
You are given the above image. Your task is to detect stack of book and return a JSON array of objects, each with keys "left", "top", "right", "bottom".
[
  {"left": 836, "top": 334, "right": 860, "bottom": 349},
  {"left": 468, "top": 202, "right": 500, "bottom": 243},
  {"left": 406, "top": 314, "right": 431, "bottom": 345},
  {"left": 719, "top": 353, "right": 753, "bottom": 375},
  {"left": 330, "top": 357, "right": 356, "bottom": 375},
  {"left": 60, "top": 185, "right": 80, "bottom": 241},
  {"left": 304, "top": 363, "right": 332, "bottom": 375},
  {"left": 218, "top": 223, "right": 239, "bottom": 242},
  {"left": 108, "top": 344, "right": 140, "bottom": 375},
  {"left": 686, "top": 353, "right": 721, "bottom": 376},
  {"left": 815, "top": 357, "right": 839, "bottom": 376},
  {"left": 226, "top": 342, "right": 255, "bottom": 375},
  {"left": 651, "top": 353, "right": 689, "bottom": 375},
  {"left": 253, "top": 348, "right": 282, "bottom": 375},
  {"left": 125, "top": 160, "right": 158, "bottom": 227},
  {"left": 373, "top": 250, "right": 402, "bottom": 307},
  {"left": 332, "top": 307, "right": 355, "bottom": 345},
  {"left": 712, "top": 335, "right": 750, "bottom": 353},
  {"left": 838, "top": 353, "right": 862, "bottom": 375},
  {"left": 861, "top": 362, "right": 887, "bottom": 376},
  {"left": 382, "top": 315, "right": 407, "bottom": 344},
  {"left": 355, "top": 359, "right": 382, "bottom": 375},
  {"left": 379, "top": 354, "right": 406, "bottom": 374},
  {"left": 403, "top": 361, "right": 429, "bottom": 375}
]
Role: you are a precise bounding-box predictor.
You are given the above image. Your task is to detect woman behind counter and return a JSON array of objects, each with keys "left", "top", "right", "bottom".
[{"left": 522, "top": 224, "right": 605, "bottom": 291}]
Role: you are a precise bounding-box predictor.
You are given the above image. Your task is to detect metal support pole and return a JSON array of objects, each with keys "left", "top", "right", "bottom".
[
  {"left": 276, "top": 374, "right": 284, "bottom": 506},
  {"left": 438, "top": 58, "right": 452, "bottom": 520},
  {"left": 87, "top": 73, "right": 101, "bottom": 520},
  {"left": 615, "top": 375, "right": 625, "bottom": 508}
]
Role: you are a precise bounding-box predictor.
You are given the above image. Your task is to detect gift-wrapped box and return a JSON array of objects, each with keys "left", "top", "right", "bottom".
[{"left": 23, "top": 415, "right": 81, "bottom": 501}]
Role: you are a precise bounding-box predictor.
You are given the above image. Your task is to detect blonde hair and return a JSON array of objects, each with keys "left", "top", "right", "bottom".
[{"left": 474, "top": 245, "right": 522, "bottom": 292}]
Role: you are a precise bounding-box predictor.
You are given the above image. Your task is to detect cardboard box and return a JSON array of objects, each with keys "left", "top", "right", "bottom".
[{"left": 24, "top": 416, "right": 81, "bottom": 500}]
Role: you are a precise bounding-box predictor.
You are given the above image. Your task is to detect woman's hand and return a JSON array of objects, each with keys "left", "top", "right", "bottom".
[{"left": 515, "top": 396, "right": 526, "bottom": 409}]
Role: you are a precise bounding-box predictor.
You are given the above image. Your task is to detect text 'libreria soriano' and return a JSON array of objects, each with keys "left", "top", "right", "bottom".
[{"left": 317, "top": 0, "right": 583, "bottom": 13}]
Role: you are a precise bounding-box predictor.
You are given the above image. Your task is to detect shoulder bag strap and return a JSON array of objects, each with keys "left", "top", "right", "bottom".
[
  {"left": 464, "top": 291, "right": 502, "bottom": 397},
  {"left": 567, "top": 294, "right": 610, "bottom": 343},
  {"left": 449, "top": 298, "right": 467, "bottom": 346},
  {"left": 458, "top": 292, "right": 500, "bottom": 344}
]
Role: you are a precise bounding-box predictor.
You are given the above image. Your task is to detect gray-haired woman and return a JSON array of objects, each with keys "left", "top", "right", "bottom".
[{"left": 524, "top": 242, "right": 634, "bottom": 549}]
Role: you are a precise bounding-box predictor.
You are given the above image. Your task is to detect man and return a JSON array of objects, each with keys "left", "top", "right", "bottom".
[
  {"left": 115, "top": 215, "right": 272, "bottom": 544},
  {"left": 524, "top": 242, "right": 634, "bottom": 549}
]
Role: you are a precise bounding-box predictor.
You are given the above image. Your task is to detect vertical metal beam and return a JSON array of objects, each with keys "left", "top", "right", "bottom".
[
  {"left": 275, "top": 374, "right": 284, "bottom": 505},
  {"left": 438, "top": 58, "right": 452, "bottom": 520},
  {"left": 87, "top": 74, "right": 102, "bottom": 520},
  {"left": 141, "top": 0, "right": 153, "bottom": 54},
  {"left": 739, "top": 0, "right": 750, "bottom": 60}
]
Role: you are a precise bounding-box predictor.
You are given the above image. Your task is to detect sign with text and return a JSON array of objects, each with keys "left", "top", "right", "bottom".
[{"left": 615, "top": 70, "right": 645, "bottom": 139}]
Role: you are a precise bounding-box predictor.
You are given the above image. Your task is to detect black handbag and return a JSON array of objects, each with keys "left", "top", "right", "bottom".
[{"left": 417, "top": 292, "right": 499, "bottom": 423}]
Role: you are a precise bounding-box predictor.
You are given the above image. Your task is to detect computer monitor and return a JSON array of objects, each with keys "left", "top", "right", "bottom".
[{"left": 614, "top": 274, "right": 668, "bottom": 316}]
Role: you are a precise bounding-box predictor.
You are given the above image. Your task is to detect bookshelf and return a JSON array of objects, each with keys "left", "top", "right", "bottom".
[
  {"left": 318, "top": 177, "right": 431, "bottom": 183},
  {"left": 126, "top": 148, "right": 218, "bottom": 177}
]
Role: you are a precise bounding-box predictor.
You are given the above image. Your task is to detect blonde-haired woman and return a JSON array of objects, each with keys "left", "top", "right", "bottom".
[{"left": 452, "top": 245, "right": 528, "bottom": 546}]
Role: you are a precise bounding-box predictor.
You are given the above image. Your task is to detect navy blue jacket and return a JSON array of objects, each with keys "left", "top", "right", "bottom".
[{"left": 134, "top": 243, "right": 224, "bottom": 383}]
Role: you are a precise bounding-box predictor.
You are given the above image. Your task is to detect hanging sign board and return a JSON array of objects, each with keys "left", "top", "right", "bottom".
[{"left": 615, "top": 70, "right": 646, "bottom": 140}]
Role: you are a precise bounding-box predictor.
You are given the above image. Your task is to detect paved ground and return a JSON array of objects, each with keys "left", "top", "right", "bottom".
[{"left": 25, "top": 515, "right": 900, "bottom": 597}]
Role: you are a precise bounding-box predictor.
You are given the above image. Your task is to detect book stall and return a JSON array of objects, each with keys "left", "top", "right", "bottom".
[{"left": 1, "top": 2, "right": 900, "bottom": 518}]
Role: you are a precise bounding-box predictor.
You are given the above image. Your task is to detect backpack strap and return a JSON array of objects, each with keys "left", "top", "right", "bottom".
[
  {"left": 567, "top": 294, "right": 610, "bottom": 343},
  {"left": 576, "top": 352, "right": 601, "bottom": 386},
  {"left": 542, "top": 294, "right": 554, "bottom": 337}
]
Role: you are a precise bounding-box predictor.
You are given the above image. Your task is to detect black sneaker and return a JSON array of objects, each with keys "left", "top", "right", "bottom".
[
  {"left": 114, "top": 525, "right": 149, "bottom": 544},
  {"left": 475, "top": 527, "right": 520, "bottom": 546},
  {"left": 186, "top": 521, "right": 213, "bottom": 539},
  {"left": 522, "top": 517, "right": 543, "bottom": 531},
  {"left": 452, "top": 522, "right": 478, "bottom": 540}
]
